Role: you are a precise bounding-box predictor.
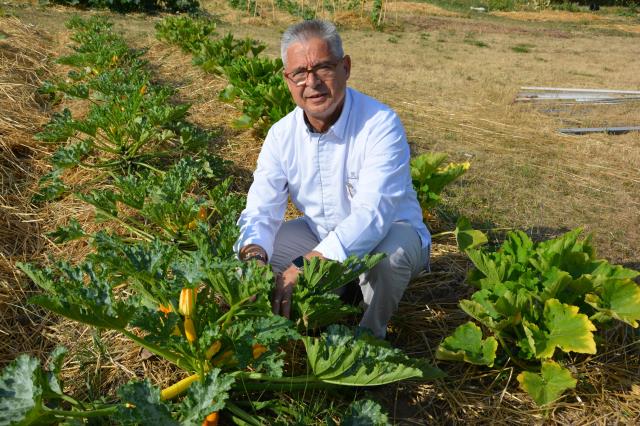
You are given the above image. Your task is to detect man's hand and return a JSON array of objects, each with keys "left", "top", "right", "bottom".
[
  {"left": 272, "top": 265, "right": 300, "bottom": 318},
  {"left": 272, "top": 251, "right": 325, "bottom": 318}
]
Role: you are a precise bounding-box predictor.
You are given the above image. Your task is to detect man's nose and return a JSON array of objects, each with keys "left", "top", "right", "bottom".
[{"left": 304, "top": 71, "right": 321, "bottom": 88}]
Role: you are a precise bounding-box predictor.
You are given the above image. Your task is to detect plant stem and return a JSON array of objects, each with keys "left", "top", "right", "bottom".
[
  {"left": 77, "top": 159, "right": 122, "bottom": 170},
  {"left": 236, "top": 372, "right": 321, "bottom": 384},
  {"left": 233, "top": 380, "right": 335, "bottom": 392},
  {"left": 225, "top": 401, "right": 263, "bottom": 426},
  {"left": 216, "top": 294, "right": 257, "bottom": 328},
  {"left": 495, "top": 333, "right": 531, "bottom": 370},
  {"left": 431, "top": 230, "right": 454, "bottom": 239},
  {"left": 48, "top": 405, "right": 118, "bottom": 419},
  {"left": 59, "top": 393, "right": 82, "bottom": 407},
  {"left": 131, "top": 161, "right": 164, "bottom": 174},
  {"left": 120, "top": 329, "right": 190, "bottom": 370},
  {"left": 233, "top": 371, "right": 340, "bottom": 391}
]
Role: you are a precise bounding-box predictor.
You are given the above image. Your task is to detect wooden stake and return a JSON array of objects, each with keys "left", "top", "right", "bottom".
[
  {"left": 522, "top": 86, "right": 640, "bottom": 95},
  {"left": 558, "top": 126, "right": 640, "bottom": 135}
]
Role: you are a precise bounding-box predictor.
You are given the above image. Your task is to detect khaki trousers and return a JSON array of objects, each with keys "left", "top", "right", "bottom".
[{"left": 270, "top": 218, "right": 429, "bottom": 338}]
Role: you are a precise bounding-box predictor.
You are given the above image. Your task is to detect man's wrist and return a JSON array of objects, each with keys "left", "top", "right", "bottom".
[
  {"left": 291, "top": 255, "right": 305, "bottom": 271},
  {"left": 245, "top": 252, "right": 267, "bottom": 263},
  {"left": 240, "top": 244, "right": 268, "bottom": 263}
]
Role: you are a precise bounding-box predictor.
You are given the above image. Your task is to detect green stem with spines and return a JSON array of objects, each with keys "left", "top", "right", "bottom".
[
  {"left": 48, "top": 405, "right": 118, "bottom": 419},
  {"left": 225, "top": 401, "right": 263, "bottom": 426}
]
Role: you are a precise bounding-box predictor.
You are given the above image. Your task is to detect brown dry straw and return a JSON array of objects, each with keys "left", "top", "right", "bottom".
[{"left": 0, "top": 16, "right": 57, "bottom": 366}]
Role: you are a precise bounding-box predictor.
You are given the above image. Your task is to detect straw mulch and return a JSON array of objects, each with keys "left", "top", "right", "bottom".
[
  {"left": 0, "top": 16, "right": 179, "bottom": 396},
  {"left": 0, "top": 16, "right": 60, "bottom": 366}
]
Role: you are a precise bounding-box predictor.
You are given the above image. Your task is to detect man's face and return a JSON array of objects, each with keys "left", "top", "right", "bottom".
[{"left": 284, "top": 37, "right": 351, "bottom": 126}]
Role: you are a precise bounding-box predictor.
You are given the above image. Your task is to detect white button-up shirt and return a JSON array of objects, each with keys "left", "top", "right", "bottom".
[{"left": 234, "top": 88, "right": 430, "bottom": 262}]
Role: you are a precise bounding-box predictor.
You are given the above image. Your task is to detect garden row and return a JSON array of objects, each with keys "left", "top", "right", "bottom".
[
  {"left": 1, "top": 16, "right": 444, "bottom": 425},
  {"left": 156, "top": 16, "right": 295, "bottom": 138}
]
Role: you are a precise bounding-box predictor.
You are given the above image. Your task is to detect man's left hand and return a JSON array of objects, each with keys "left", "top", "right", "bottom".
[
  {"left": 272, "top": 265, "right": 300, "bottom": 318},
  {"left": 272, "top": 251, "right": 325, "bottom": 318}
]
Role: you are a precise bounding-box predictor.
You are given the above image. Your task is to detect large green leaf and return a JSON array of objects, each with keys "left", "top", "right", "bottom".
[
  {"left": 225, "top": 316, "right": 299, "bottom": 377},
  {"left": 178, "top": 369, "right": 234, "bottom": 426},
  {"left": 116, "top": 380, "right": 178, "bottom": 425},
  {"left": 585, "top": 279, "right": 640, "bottom": 327},
  {"left": 410, "top": 152, "right": 447, "bottom": 181},
  {"left": 47, "top": 219, "right": 86, "bottom": 244},
  {"left": 591, "top": 261, "right": 640, "bottom": 282},
  {"left": 517, "top": 361, "right": 577, "bottom": 406},
  {"left": 51, "top": 139, "right": 94, "bottom": 169},
  {"left": 535, "top": 299, "right": 596, "bottom": 359},
  {"left": 436, "top": 322, "right": 498, "bottom": 366},
  {"left": 18, "top": 261, "right": 134, "bottom": 331},
  {"left": 302, "top": 325, "right": 444, "bottom": 386},
  {"left": 539, "top": 267, "right": 572, "bottom": 302},
  {"left": 410, "top": 152, "right": 469, "bottom": 211},
  {"left": 465, "top": 249, "right": 506, "bottom": 288},
  {"left": 292, "top": 255, "right": 384, "bottom": 330},
  {"left": 454, "top": 217, "right": 488, "bottom": 252},
  {"left": 0, "top": 355, "right": 48, "bottom": 426},
  {"left": 0, "top": 349, "right": 120, "bottom": 425},
  {"left": 44, "top": 346, "right": 68, "bottom": 397}
]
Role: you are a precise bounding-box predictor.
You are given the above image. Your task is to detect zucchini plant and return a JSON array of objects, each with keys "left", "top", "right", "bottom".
[
  {"left": 292, "top": 255, "right": 385, "bottom": 331},
  {"left": 273, "top": 0, "right": 317, "bottom": 19},
  {"left": 50, "top": 157, "right": 236, "bottom": 250},
  {"left": 219, "top": 56, "right": 295, "bottom": 136},
  {"left": 438, "top": 227, "right": 640, "bottom": 406},
  {"left": 156, "top": 16, "right": 295, "bottom": 138},
  {"left": 410, "top": 152, "right": 469, "bottom": 219},
  {"left": 48, "top": 0, "right": 199, "bottom": 12},
  {"left": 154, "top": 15, "right": 217, "bottom": 52},
  {"left": 35, "top": 16, "right": 215, "bottom": 202}
]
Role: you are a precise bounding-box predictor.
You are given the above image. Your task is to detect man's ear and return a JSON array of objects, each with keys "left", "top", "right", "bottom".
[{"left": 343, "top": 55, "right": 351, "bottom": 80}]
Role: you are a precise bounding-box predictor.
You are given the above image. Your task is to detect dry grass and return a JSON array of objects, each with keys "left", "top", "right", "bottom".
[
  {"left": 338, "top": 17, "right": 640, "bottom": 265},
  {"left": 0, "top": 16, "right": 58, "bottom": 365},
  {"left": 389, "top": 1, "right": 461, "bottom": 17},
  {"left": 493, "top": 10, "right": 606, "bottom": 22},
  {"left": 0, "top": 14, "right": 182, "bottom": 394},
  {"left": 2, "top": 2, "right": 640, "bottom": 424}
]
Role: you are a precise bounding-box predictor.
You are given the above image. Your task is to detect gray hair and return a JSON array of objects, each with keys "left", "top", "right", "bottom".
[{"left": 280, "top": 20, "right": 344, "bottom": 67}]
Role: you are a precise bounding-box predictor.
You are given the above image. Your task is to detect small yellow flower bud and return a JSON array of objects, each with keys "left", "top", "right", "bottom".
[
  {"left": 184, "top": 318, "right": 197, "bottom": 344},
  {"left": 205, "top": 340, "right": 222, "bottom": 360},
  {"left": 179, "top": 288, "right": 197, "bottom": 317}
]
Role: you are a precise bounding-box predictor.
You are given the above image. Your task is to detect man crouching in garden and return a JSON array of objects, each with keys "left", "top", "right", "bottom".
[{"left": 233, "top": 20, "right": 431, "bottom": 339}]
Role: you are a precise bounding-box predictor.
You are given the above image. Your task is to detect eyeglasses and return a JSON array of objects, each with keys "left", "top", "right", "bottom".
[{"left": 284, "top": 58, "right": 344, "bottom": 86}]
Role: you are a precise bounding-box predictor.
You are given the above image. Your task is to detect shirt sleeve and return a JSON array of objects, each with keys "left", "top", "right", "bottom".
[
  {"left": 233, "top": 128, "right": 288, "bottom": 261},
  {"left": 313, "top": 112, "right": 410, "bottom": 261}
]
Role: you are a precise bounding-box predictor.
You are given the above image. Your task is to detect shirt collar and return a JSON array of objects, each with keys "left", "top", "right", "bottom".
[{"left": 329, "top": 88, "right": 352, "bottom": 140}]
